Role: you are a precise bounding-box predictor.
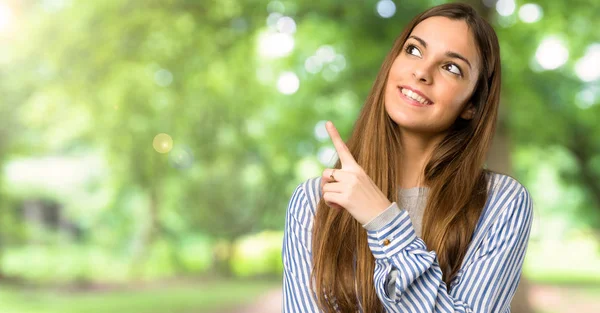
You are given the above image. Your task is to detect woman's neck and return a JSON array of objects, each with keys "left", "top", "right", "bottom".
[{"left": 399, "top": 130, "right": 446, "bottom": 189}]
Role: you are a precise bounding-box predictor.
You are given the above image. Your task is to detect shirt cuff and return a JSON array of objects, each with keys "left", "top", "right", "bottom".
[
  {"left": 363, "top": 202, "right": 402, "bottom": 231},
  {"left": 366, "top": 208, "right": 418, "bottom": 260}
]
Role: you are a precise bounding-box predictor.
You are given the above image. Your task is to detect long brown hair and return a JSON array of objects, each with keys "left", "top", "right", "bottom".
[{"left": 311, "top": 3, "right": 502, "bottom": 312}]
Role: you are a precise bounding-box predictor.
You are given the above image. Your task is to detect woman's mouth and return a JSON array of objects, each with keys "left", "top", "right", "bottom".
[{"left": 397, "top": 87, "right": 433, "bottom": 106}]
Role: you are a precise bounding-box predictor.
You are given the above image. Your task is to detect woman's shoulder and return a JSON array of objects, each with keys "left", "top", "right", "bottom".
[
  {"left": 287, "top": 176, "right": 323, "bottom": 219},
  {"left": 481, "top": 171, "right": 533, "bottom": 223},
  {"left": 485, "top": 171, "right": 530, "bottom": 200}
]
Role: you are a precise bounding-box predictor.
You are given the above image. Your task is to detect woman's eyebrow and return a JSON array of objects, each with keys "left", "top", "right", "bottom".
[{"left": 408, "top": 35, "right": 472, "bottom": 70}]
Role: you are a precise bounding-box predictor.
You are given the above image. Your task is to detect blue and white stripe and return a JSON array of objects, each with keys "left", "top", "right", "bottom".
[{"left": 282, "top": 173, "right": 533, "bottom": 312}]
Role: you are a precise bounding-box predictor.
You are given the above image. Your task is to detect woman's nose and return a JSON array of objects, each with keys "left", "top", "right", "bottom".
[{"left": 412, "top": 63, "right": 434, "bottom": 84}]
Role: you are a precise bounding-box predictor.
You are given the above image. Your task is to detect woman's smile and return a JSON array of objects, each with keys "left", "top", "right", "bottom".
[{"left": 398, "top": 86, "right": 434, "bottom": 107}]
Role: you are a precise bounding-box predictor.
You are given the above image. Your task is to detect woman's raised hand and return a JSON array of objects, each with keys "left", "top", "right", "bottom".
[{"left": 321, "top": 121, "right": 392, "bottom": 225}]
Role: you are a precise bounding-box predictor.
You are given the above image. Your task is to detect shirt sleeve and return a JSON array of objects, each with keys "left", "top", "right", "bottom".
[
  {"left": 367, "top": 188, "right": 533, "bottom": 313},
  {"left": 364, "top": 201, "right": 402, "bottom": 231},
  {"left": 282, "top": 179, "right": 322, "bottom": 312}
]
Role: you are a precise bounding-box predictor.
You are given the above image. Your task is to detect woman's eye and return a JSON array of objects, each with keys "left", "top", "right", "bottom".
[
  {"left": 406, "top": 45, "right": 422, "bottom": 57},
  {"left": 444, "top": 63, "right": 463, "bottom": 76}
]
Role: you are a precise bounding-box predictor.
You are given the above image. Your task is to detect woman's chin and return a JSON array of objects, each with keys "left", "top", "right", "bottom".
[{"left": 387, "top": 112, "right": 422, "bottom": 129}]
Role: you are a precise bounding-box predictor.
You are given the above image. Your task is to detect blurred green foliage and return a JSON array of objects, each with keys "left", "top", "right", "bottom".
[
  {"left": 230, "top": 231, "right": 283, "bottom": 277},
  {"left": 0, "top": 0, "right": 598, "bottom": 287}
]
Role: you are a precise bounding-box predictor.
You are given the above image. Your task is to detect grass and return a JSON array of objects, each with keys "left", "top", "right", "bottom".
[
  {"left": 526, "top": 270, "right": 600, "bottom": 286},
  {"left": 0, "top": 279, "right": 280, "bottom": 313}
]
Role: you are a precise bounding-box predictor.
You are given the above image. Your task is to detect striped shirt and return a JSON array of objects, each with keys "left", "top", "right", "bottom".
[{"left": 282, "top": 173, "right": 533, "bottom": 312}]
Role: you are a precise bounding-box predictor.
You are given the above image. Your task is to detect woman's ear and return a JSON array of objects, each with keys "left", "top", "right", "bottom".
[{"left": 460, "top": 103, "right": 476, "bottom": 120}]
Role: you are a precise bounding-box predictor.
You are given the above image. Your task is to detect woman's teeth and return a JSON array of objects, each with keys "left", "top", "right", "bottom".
[{"left": 401, "top": 88, "right": 431, "bottom": 105}]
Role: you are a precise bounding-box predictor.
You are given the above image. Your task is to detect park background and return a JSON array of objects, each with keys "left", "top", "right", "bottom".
[{"left": 0, "top": 0, "right": 599, "bottom": 312}]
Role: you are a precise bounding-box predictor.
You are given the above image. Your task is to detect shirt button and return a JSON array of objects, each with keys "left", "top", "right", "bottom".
[{"left": 383, "top": 239, "right": 391, "bottom": 246}]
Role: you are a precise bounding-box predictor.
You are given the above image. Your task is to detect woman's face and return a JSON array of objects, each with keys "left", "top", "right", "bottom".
[{"left": 384, "top": 16, "right": 481, "bottom": 135}]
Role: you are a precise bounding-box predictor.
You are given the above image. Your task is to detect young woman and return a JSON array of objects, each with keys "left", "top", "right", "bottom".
[{"left": 282, "top": 2, "right": 533, "bottom": 313}]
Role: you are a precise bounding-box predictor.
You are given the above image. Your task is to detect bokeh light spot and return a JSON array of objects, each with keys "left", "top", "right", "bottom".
[
  {"left": 242, "top": 164, "right": 266, "bottom": 186},
  {"left": 306, "top": 47, "right": 346, "bottom": 76},
  {"left": 376, "top": 0, "right": 396, "bottom": 19},
  {"left": 295, "top": 157, "right": 321, "bottom": 181},
  {"left": 153, "top": 133, "right": 173, "bottom": 154},
  {"left": 535, "top": 37, "right": 569, "bottom": 70},
  {"left": 496, "top": 0, "right": 516, "bottom": 16},
  {"left": 574, "top": 43, "right": 600, "bottom": 82},
  {"left": 276, "top": 16, "right": 296, "bottom": 34},
  {"left": 316, "top": 45, "right": 336, "bottom": 63},
  {"left": 313, "top": 120, "right": 330, "bottom": 142},
  {"left": 518, "top": 3, "right": 543, "bottom": 23},
  {"left": 305, "top": 56, "right": 323, "bottom": 74},
  {"left": 266, "top": 12, "right": 282, "bottom": 28},
  {"left": 277, "top": 71, "right": 299, "bottom": 95},
  {"left": 169, "top": 145, "right": 194, "bottom": 169},
  {"left": 329, "top": 54, "right": 347, "bottom": 72},
  {"left": 317, "top": 146, "right": 337, "bottom": 167},
  {"left": 576, "top": 86, "right": 598, "bottom": 109},
  {"left": 154, "top": 69, "right": 173, "bottom": 87},
  {"left": 257, "top": 31, "right": 294, "bottom": 59}
]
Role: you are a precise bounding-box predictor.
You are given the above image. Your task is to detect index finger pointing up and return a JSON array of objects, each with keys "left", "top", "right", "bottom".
[{"left": 326, "top": 121, "right": 357, "bottom": 167}]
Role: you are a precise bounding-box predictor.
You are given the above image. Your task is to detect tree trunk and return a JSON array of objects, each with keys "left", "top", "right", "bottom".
[
  {"left": 212, "top": 238, "right": 235, "bottom": 277},
  {"left": 131, "top": 188, "right": 161, "bottom": 278}
]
